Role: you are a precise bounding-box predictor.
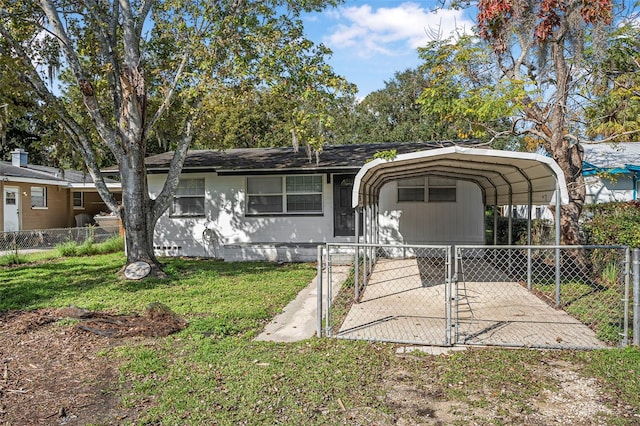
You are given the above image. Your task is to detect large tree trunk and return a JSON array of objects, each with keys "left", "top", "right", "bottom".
[
  {"left": 549, "top": 34, "right": 586, "bottom": 246},
  {"left": 119, "top": 147, "right": 162, "bottom": 274}
]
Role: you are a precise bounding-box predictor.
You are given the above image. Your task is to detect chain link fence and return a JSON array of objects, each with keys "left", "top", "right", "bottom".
[
  {"left": 0, "top": 225, "right": 120, "bottom": 254},
  {"left": 320, "top": 243, "right": 633, "bottom": 350},
  {"left": 456, "top": 245, "right": 630, "bottom": 349}
]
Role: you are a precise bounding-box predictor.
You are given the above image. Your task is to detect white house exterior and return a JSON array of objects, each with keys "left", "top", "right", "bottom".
[
  {"left": 145, "top": 142, "right": 486, "bottom": 262},
  {"left": 509, "top": 143, "right": 640, "bottom": 220},
  {"left": 582, "top": 142, "right": 640, "bottom": 204}
]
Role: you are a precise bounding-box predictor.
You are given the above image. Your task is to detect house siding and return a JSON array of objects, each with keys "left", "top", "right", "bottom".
[
  {"left": 585, "top": 175, "right": 636, "bottom": 204},
  {"left": 13, "top": 183, "right": 70, "bottom": 230}
]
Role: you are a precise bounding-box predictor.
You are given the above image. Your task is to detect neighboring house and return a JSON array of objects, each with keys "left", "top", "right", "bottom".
[
  {"left": 582, "top": 142, "right": 640, "bottom": 204},
  {"left": 145, "top": 142, "right": 487, "bottom": 262},
  {"left": 1, "top": 149, "right": 121, "bottom": 232},
  {"left": 509, "top": 142, "right": 640, "bottom": 220}
]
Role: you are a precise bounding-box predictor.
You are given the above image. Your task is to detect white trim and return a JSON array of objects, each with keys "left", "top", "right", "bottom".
[{"left": 0, "top": 176, "right": 121, "bottom": 190}]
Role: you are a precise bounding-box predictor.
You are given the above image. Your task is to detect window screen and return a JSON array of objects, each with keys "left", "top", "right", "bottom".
[{"left": 172, "top": 179, "right": 205, "bottom": 216}]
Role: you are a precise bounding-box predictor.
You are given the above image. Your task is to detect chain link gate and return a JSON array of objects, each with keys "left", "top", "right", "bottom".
[
  {"left": 320, "top": 243, "right": 631, "bottom": 349},
  {"left": 323, "top": 243, "right": 453, "bottom": 346}
]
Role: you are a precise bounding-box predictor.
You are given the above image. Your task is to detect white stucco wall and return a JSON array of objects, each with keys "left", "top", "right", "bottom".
[
  {"left": 149, "top": 172, "right": 353, "bottom": 261},
  {"left": 377, "top": 180, "right": 485, "bottom": 245},
  {"left": 149, "top": 173, "right": 485, "bottom": 261}
]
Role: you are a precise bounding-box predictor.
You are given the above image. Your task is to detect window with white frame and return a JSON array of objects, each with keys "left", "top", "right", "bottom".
[
  {"left": 428, "top": 177, "right": 456, "bottom": 202},
  {"left": 31, "top": 186, "right": 47, "bottom": 208},
  {"left": 246, "top": 175, "right": 323, "bottom": 215},
  {"left": 172, "top": 178, "right": 205, "bottom": 217},
  {"left": 73, "top": 192, "right": 84, "bottom": 209},
  {"left": 397, "top": 177, "right": 425, "bottom": 202}
]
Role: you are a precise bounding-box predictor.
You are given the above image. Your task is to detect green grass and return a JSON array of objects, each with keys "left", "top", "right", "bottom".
[
  {"left": 533, "top": 279, "right": 625, "bottom": 343},
  {"left": 2, "top": 252, "right": 640, "bottom": 425}
]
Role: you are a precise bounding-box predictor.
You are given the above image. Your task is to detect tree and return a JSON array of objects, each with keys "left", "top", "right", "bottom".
[
  {"left": 0, "top": 0, "right": 349, "bottom": 275},
  {"left": 419, "top": 0, "right": 619, "bottom": 246},
  {"left": 585, "top": 23, "right": 640, "bottom": 140},
  {"left": 418, "top": 36, "right": 517, "bottom": 148},
  {"left": 352, "top": 69, "right": 438, "bottom": 143}
]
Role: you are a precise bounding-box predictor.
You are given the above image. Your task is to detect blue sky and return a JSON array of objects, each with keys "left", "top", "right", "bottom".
[{"left": 302, "top": 1, "right": 477, "bottom": 97}]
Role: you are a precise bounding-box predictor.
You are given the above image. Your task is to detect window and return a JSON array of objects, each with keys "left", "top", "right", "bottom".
[
  {"left": 5, "top": 191, "right": 16, "bottom": 205},
  {"left": 247, "top": 175, "right": 323, "bottom": 215},
  {"left": 73, "top": 192, "right": 84, "bottom": 209},
  {"left": 428, "top": 177, "right": 456, "bottom": 202},
  {"left": 172, "top": 178, "right": 205, "bottom": 217},
  {"left": 397, "top": 177, "right": 457, "bottom": 203},
  {"left": 397, "top": 178, "right": 425, "bottom": 202},
  {"left": 31, "top": 186, "right": 47, "bottom": 208}
]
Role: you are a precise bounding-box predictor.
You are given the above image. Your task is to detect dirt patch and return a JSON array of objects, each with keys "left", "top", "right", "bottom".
[
  {"left": 379, "top": 355, "right": 635, "bottom": 426},
  {"left": 0, "top": 307, "right": 185, "bottom": 425}
]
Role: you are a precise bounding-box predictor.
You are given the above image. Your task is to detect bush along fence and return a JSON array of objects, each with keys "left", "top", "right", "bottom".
[
  {"left": 0, "top": 225, "right": 120, "bottom": 253},
  {"left": 317, "top": 243, "right": 639, "bottom": 350}
]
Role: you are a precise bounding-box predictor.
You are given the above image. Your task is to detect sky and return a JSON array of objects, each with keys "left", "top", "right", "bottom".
[{"left": 301, "top": 1, "right": 477, "bottom": 98}]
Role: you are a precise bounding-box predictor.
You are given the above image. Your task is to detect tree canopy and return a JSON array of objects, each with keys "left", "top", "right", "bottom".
[{"left": 0, "top": 0, "right": 352, "bottom": 274}]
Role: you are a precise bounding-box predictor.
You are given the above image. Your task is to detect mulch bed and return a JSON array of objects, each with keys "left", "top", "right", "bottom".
[{"left": 0, "top": 305, "right": 187, "bottom": 425}]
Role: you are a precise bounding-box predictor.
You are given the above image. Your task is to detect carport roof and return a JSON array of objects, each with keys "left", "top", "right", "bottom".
[{"left": 352, "top": 146, "right": 569, "bottom": 208}]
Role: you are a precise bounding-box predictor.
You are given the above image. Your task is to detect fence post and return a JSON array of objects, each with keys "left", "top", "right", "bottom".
[
  {"left": 317, "top": 245, "right": 323, "bottom": 338},
  {"left": 325, "top": 244, "right": 332, "bottom": 337},
  {"left": 446, "top": 246, "right": 453, "bottom": 346},
  {"left": 555, "top": 246, "right": 561, "bottom": 307},
  {"left": 633, "top": 248, "right": 639, "bottom": 346},
  {"left": 527, "top": 247, "right": 532, "bottom": 291}
]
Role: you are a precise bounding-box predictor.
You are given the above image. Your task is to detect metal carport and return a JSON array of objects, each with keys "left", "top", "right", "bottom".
[{"left": 351, "top": 146, "right": 570, "bottom": 246}]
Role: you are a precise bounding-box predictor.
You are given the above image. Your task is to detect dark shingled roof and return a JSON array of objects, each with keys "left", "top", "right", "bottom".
[
  {"left": 142, "top": 141, "right": 484, "bottom": 173},
  {"left": 0, "top": 161, "right": 117, "bottom": 184}
]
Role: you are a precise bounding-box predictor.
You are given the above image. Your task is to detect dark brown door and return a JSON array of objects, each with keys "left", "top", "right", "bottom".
[{"left": 333, "top": 175, "right": 359, "bottom": 237}]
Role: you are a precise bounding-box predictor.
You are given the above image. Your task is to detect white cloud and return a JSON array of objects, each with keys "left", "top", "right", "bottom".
[{"left": 324, "top": 2, "right": 474, "bottom": 58}]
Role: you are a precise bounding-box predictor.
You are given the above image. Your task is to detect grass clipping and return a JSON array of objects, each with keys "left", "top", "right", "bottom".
[{"left": 61, "top": 302, "right": 188, "bottom": 338}]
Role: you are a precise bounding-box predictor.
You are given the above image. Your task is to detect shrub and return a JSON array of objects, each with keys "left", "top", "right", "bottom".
[
  {"left": 95, "top": 236, "right": 125, "bottom": 254},
  {"left": 0, "top": 252, "right": 27, "bottom": 266},
  {"left": 582, "top": 201, "right": 640, "bottom": 248},
  {"left": 55, "top": 236, "right": 124, "bottom": 257},
  {"left": 56, "top": 240, "right": 79, "bottom": 257}
]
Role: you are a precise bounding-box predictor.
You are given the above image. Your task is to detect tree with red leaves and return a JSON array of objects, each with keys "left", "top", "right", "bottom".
[{"left": 475, "top": 0, "right": 613, "bottom": 245}]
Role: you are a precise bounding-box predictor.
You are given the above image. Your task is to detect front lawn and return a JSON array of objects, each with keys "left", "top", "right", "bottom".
[{"left": 1, "top": 252, "right": 640, "bottom": 425}]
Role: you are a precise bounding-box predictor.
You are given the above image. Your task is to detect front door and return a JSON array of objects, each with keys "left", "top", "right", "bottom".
[
  {"left": 3, "top": 187, "right": 20, "bottom": 232},
  {"left": 333, "top": 175, "right": 358, "bottom": 237}
]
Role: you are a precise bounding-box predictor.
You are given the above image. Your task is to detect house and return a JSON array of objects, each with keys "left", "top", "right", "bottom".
[
  {"left": 1, "top": 149, "right": 121, "bottom": 232},
  {"left": 582, "top": 142, "right": 640, "bottom": 203},
  {"left": 509, "top": 142, "right": 640, "bottom": 220},
  {"left": 146, "top": 141, "right": 566, "bottom": 262}
]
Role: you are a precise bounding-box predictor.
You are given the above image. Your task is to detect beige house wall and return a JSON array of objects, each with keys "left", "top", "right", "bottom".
[
  {"left": 1, "top": 182, "right": 120, "bottom": 232},
  {"left": 21, "top": 183, "right": 70, "bottom": 230}
]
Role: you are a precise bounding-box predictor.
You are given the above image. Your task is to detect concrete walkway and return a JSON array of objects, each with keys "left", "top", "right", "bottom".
[{"left": 255, "top": 265, "right": 350, "bottom": 342}]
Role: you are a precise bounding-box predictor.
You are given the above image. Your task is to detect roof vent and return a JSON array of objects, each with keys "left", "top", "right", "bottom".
[{"left": 11, "top": 149, "right": 28, "bottom": 167}]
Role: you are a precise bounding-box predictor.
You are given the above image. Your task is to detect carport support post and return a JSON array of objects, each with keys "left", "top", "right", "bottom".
[
  {"left": 493, "top": 200, "right": 498, "bottom": 245},
  {"left": 555, "top": 183, "right": 562, "bottom": 307},
  {"left": 317, "top": 245, "right": 323, "bottom": 338},
  {"left": 633, "top": 248, "right": 639, "bottom": 346},
  {"left": 355, "top": 207, "right": 360, "bottom": 301}
]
